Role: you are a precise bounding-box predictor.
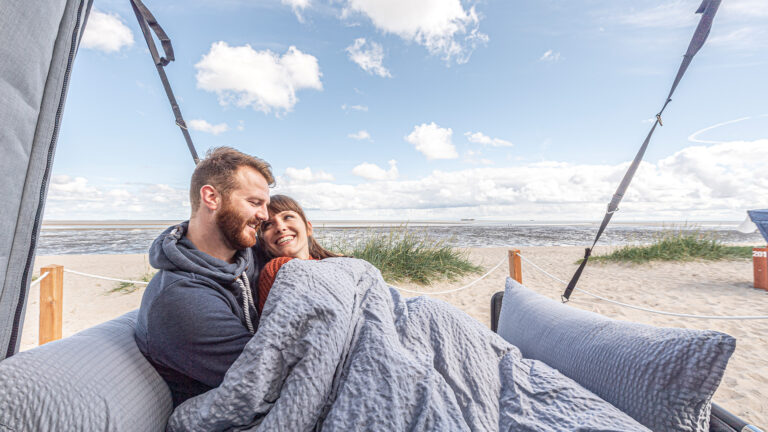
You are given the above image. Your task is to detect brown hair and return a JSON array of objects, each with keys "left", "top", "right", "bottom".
[
  {"left": 257, "top": 195, "right": 339, "bottom": 260},
  {"left": 190, "top": 147, "right": 275, "bottom": 213}
]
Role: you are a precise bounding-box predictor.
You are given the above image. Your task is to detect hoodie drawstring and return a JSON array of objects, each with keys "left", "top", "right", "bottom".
[{"left": 237, "top": 272, "right": 256, "bottom": 335}]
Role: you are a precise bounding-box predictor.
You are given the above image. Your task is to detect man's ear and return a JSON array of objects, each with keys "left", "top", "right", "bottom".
[
  {"left": 200, "top": 185, "right": 220, "bottom": 211},
  {"left": 306, "top": 220, "right": 313, "bottom": 237}
]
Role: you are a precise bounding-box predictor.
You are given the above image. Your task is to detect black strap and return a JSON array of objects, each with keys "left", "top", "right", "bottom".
[
  {"left": 130, "top": 0, "right": 199, "bottom": 164},
  {"left": 562, "top": 0, "right": 721, "bottom": 302}
]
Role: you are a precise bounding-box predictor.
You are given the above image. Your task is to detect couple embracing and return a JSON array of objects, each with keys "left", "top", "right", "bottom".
[{"left": 135, "top": 147, "right": 337, "bottom": 407}]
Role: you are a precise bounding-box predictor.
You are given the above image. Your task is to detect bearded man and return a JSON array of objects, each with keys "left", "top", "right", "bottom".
[{"left": 135, "top": 147, "right": 274, "bottom": 407}]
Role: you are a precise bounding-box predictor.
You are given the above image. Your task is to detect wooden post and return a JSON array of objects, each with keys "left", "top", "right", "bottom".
[
  {"left": 508, "top": 249, "right": 522, "bottom": 284},
  {"left": 754, "top": 247, "right": 768, "bottom": 291},
  {"left": 39, "top": 265, "right": 64, "bottom": 345}
]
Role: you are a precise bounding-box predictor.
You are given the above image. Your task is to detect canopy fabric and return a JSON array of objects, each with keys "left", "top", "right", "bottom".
[
  {"left": 748, "top": 210, "right": 768, "bottom": 244},
  {"left": 0, "top": 0, "right": 92, "bottom": 359}
]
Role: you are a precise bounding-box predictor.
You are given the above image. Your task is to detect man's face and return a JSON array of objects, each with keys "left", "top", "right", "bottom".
[{"left": 214, "top": 167, "right": 270, "bottom": 250}]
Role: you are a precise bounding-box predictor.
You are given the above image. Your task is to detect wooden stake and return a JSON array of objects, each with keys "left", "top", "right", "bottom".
[
  {"left": 39, "top": 265, "right": 64, "bottom": 345},
  {"left": 508, "top": 249, "right": 522, "bottom": 284}
]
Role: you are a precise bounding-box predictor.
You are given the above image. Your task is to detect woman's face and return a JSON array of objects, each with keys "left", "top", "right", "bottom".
[{"left": 260, "top": 210, "right": 313, "bottom": 259}]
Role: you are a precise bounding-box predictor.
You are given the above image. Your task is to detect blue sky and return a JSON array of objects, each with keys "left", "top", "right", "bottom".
[{"left": 46, "top": 0, "right": 768, "bottom": 221}]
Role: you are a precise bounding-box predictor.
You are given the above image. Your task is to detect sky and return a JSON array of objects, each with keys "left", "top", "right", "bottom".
[{"left": 45, "top": 0, "right": 768, "bottom": 222}]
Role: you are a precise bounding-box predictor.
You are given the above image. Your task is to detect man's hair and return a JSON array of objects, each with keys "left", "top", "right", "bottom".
[{"left": 190, "top": 147, "right": 275, "bottom": 213}]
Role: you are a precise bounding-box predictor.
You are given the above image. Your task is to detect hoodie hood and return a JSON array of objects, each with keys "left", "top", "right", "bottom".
[{"left": 150, "top": 221, "right": 251, "bottom": 285}]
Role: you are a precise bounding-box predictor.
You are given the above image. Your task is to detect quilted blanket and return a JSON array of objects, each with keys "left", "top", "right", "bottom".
[{"left": 168, "top": 258, "right": 648, "bottom": 431}]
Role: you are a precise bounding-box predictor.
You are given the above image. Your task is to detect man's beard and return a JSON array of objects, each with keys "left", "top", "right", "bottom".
[{"left": 215, "top": 198, "right": 258, "bottom": 250}]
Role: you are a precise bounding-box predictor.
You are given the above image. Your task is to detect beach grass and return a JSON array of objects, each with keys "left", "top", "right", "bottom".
[
  {"left": 331, "top": 226, "right": 483, "bottom": 285},
  {"left": 587, "top": 228, "right": 753, "bottom": 264},
  {"left": 111, "top": 270, "right": 156, "bottom": 294}
]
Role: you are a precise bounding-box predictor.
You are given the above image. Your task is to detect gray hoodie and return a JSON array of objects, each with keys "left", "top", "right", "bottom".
[{"left": 135, "top": 221, "right": 264, "bottom": 407}]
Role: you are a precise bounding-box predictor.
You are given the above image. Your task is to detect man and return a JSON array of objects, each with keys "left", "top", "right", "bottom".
[{"left": 135, "top": 146, "right": 274, "bottom": 407}]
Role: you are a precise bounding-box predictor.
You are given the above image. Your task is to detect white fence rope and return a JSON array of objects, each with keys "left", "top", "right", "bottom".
[
  {"left": 390, "top": 256, "right": 506, "bottom": 295},
  {"left": 63, "top": 269, "right": 149, "bottom": 285},
  {"left": 30, "top": 271, "right": 50, "bottom": 287},
  {"left": 514, "top": 251, "right": 768, "bottom": 320}
]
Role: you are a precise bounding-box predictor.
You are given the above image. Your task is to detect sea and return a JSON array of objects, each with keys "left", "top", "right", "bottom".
[{"left": 37, "top": 220, "right": 765, "bottom": 255}]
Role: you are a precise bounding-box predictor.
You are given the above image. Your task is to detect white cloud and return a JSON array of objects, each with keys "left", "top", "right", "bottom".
[
  {"left": 282, "top": 0, "right": 311, "bottom": 21},
  {"left": 195, "top": 42, "right": 322, "bottom": 115},
  {"left": 538, "top": 49, "right": 561, "bottom": 62},
  {"left": 346, "top": 38, "right": 391, "bottom": 77},
  {"left": 342, "top": 0, "right": 488, "bottom": 64},
  {"left": 43, "top": 138, "right": 768, "bottom": 221},
  {"left": 49, "top": 175, "right": 101, "bottom": 201},
  {"left": 709, "top": 26, "right": 767, "bottom": 50},
  {"left": 352, "top": 160, "right": 399, "bottom": 180},
  {"left": 348, "top": 130, "right": 372, "bottom": 140},
  {"left": 614, "top": 2, "right": 695, "bottom": 29},
  {"left": 44, "top": 178, "right": 189, "bottom": 220},
  {"left": 189, "top": 119, "right": 229, "bottom": 135},
  {"left": 81, "top": 10, "right": 134, "bottom": 53},
  {"left": 464, "top": 150, "right": 494, "bottom": 166},
  {"left": 342, "top": 104, "right": 369, "bottom": 112},
  {"left": 405, "top": 122, "right": 458, "bottom": 160},
  {"left": 722, "top": 0, "right": 768, "bottom": 18},
  {"left": 465, "top": 131, "right": 513, "bottom": 147},
  {"left": 284, "top": 166, "right": 335, "bottom": 183},
  {"left": 611, "top": 0, "right": 767, "bottom": 50},
  {"left": 267, "top": 139, "right": 768, "bottom": 220}
]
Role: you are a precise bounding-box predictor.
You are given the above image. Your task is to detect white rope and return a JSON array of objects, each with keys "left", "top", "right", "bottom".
[
  {"left": 514, "top": 251, "right": 768, "bottom": 320},
  {"left": 30, "top": 271, "right": 50, "bottom": 287},
  {"left": 63, "top": 269, "right": 149, "bottom": 285},
  {"left": 390, "top": 256, "right": 506, "bottom": 295}
]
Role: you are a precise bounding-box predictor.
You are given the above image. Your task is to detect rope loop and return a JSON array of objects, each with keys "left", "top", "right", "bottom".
[
  {"left": 63, "top": 269, "right": 149, "bottom": 285},
  {"left": 390, "top": 256, "right": 506, "bottom": 295},
  {"left": 30, "top": 271, "right": 50, "bottom": 287}
]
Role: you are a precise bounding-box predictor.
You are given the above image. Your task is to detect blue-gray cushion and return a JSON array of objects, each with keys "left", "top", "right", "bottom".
[
  {"left": 0, "top": 311, "right": 172, "bottom": 431},
  {"left": 497, "top": 278, "right": 735, "bottom": 432}
]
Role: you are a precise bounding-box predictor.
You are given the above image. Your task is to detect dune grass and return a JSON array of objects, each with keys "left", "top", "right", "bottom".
[
  {"left": 587, "top": 228, "right": 753, "bottom": 264},
  {"left": 111, "top": 270, "right": 156, "bottom": 294},
  {"left": 331, "top": 227, "right": 483, "bottom": 285}
]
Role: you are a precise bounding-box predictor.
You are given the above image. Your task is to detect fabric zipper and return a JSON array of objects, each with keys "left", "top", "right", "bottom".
[{"left": 5, "top": 0, "right": 89, "bottom": 358}]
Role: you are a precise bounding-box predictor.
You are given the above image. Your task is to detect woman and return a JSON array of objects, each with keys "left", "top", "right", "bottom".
[{"left": 256, "top": 195, "right": 338, "bottom": 314}]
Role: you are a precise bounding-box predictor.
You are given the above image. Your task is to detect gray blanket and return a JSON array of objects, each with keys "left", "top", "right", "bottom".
[{"left": 168, "top": 258, "right": 648, "bottom": 431}]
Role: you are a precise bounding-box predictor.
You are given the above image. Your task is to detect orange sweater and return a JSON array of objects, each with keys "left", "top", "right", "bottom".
[{"left": 257, "top": 256, "right": 317, "bottom": 315}]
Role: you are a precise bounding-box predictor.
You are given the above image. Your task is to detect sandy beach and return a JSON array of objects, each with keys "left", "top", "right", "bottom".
[{"left": 25, "top": 247, "right": 768, "bottom": 426}]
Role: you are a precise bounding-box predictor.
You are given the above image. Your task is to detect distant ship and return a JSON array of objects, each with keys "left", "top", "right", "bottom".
[{"left": 460, "top": 218, "right": 475, "bottom": 221}]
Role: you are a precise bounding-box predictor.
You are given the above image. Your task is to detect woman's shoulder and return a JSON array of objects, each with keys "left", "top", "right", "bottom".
[
  {"left": 266, "top": 256, "right": 294, "bottom": 267},
  {"left": 262, "top": 256, "right": 295, "bottom": 277}
]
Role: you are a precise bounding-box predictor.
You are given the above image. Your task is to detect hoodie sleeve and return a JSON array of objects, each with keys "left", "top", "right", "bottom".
[{"left": 145, "top": 279, "right": 254, "bottom": 388}]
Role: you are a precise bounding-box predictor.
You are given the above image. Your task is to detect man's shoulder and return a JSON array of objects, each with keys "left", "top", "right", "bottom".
[
  {"left": 139, "top": 271, "right": 240, "bottom": 330},
  {"left": 143, "top": 270, "right": 231, "bottom": 306}
]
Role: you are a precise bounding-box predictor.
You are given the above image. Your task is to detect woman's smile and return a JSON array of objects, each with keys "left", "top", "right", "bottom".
[{"left": 276, "top": 235, "right": 295, "bottom": 245}]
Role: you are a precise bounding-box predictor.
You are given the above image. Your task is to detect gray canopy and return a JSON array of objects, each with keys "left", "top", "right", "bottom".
[{"left": 0, "top": 0, "right": 93, "bottom": 359}]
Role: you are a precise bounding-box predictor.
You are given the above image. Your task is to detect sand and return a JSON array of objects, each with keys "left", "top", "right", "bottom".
[{"left": 24, "top": 247, "right": 768, "bottom": 426}]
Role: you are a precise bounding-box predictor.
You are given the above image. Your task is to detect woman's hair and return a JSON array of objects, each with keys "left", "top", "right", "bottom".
[{"left": 257, "top": 195, "right": 339, "bottom": 260}]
